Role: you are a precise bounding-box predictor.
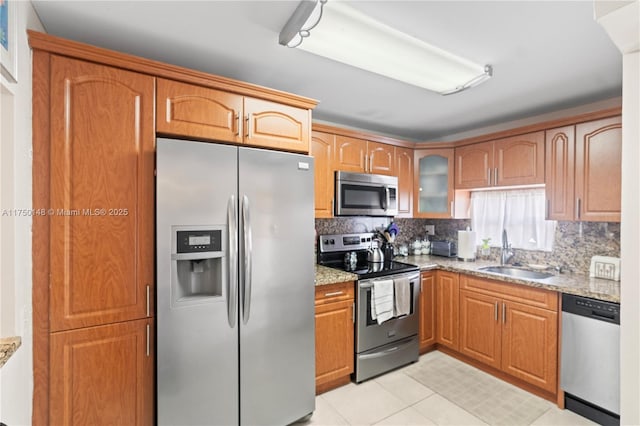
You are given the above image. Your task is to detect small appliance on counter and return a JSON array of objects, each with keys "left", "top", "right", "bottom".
[
  {"left": 430, "top": 240, "right": 457, "bottom": 258},
  {"left": 457, "top": 228, "right": 477, "bottom": 261}
]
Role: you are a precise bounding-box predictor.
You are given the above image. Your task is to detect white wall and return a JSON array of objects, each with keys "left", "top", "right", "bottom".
[
  {"left": 620, "top": 50, "right": 640, "bottom": 425},
  {"left": 595, "top": 1, "right": 640, "bottom": 424},
  {"left": 0, "top": 2, "right": 44, "bottom": 425}
]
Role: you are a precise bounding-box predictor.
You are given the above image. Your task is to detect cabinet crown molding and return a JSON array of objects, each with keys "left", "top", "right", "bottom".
[{"left": 27, "top": 30, "right": 318, "bottom": 110}]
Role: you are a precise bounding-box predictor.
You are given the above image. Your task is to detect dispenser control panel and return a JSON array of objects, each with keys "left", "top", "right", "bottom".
[{"left": 176, "top": 230, "right": 221, "bottom": 253}]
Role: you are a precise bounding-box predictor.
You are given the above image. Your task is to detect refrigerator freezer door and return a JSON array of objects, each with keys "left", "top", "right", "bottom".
[
  {"left": 157, "top": 138, "right": 239, "bottom": 426},
  {"left": 239, "top": 148, "right": 316, "bottom": 425}
]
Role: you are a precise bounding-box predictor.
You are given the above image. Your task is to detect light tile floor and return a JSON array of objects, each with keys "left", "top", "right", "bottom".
[{"left": 298, "top": 351, "right": 596, "bottom": 426}]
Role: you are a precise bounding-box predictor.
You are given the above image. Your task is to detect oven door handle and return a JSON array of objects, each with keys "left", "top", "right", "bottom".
[
  {"left": 358, "top": 338, "right": 416, "bottom": 360},
  {"left": 359, "top": 273, "right": 420, "bottom": 289}
]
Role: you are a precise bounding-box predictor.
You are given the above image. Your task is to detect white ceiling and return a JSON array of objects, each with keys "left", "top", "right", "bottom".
[{"left": 31, "top": 1, "right": 622, "bottom": 141}]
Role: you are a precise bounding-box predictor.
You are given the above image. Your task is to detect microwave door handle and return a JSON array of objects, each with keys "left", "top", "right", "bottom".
[{"left": 382, "top": 185, "right": 389, "bottom": 210}]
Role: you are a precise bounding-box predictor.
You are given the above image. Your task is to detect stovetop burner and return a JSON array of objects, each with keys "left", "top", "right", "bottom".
[
  {"left": 317, "top": 232, "right": 418, "bottom": 280},
  {"left": 324, "top": 259, "right": 419, "bottom": 280}
]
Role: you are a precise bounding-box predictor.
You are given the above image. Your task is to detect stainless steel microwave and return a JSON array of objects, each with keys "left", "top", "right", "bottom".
[{"left": 335, "top": 171, "right": 398, "bottom": 216}]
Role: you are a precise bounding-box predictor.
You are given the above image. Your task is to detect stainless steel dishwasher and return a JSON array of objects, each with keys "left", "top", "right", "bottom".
[{"left": 561, "top": 293, "right": 620, "bottom": 426}]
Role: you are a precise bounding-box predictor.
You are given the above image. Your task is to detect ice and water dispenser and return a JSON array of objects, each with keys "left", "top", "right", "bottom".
[{"left": 171, "top": 226, "right": 225, "bottom": 301}]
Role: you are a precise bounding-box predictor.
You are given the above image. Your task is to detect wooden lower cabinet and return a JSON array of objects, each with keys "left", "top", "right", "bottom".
[
  {"left": 459, "top": 290, "right": 502, "bottom": 369},
  {"left": 419, "top": 271, "right": 436, "bottom": 351},
  {"left": 50, "top": 318, "right": 154, "bottom": 426},
  {"left": 435, "top": 271, "right": 459, "bottom": 350},
  {"left": 502, "top": 300, "right": 558, "bottom": 393},
  {"left": 315, "top": 282, "right": 355, "bottom": 394},
  {"left": 459, "top": 275, "right": 558, "bottom": 395}
]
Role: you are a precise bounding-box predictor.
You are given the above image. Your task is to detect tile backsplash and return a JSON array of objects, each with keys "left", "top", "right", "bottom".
[{"left": 315, "top": 218, "right": 620, "bottom": 275}]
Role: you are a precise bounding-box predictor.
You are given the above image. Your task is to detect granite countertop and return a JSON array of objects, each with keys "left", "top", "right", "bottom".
[
  {"left": 401, "top": 254, "right": 620, "bottom": 303},
  {"left": 0, "top": 336, "right": 22, "bottom": 369},
  {"left": 315, "top": 264, "right": 358, "bottom": 286},
  {"left": 313, "top": 255, "right": 620, "bottom": 302}
]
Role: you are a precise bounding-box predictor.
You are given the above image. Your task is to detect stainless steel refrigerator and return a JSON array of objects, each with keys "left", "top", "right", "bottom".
[{"left": 156, "top": 137, "right": 315, "bottom": 425}]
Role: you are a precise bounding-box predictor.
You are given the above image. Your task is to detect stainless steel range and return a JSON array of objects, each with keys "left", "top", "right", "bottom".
[{"left": 318, "top": 233, "right": 420, "bottom": 382}]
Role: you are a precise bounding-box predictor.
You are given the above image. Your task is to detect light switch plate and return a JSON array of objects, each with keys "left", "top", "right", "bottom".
[{"left": 425, "top": 225, "right": 435, "bottom": 235}]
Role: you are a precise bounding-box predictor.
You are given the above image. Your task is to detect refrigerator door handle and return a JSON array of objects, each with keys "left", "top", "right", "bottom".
[
  {"left": 241, "top": 195, "right": 253, "bottom": 324},
  {"left": 227, "top": 195, "right": 238, "bottom": 328}
]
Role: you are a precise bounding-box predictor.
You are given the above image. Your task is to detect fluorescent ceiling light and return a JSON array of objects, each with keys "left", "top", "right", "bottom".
[{"left": 279, "top": 0, "right": 493, "bottom": 95}]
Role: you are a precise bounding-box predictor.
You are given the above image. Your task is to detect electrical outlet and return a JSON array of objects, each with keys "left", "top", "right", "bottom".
[
  {"left": 603, "top": 263, "right": 615, "bottom": 279},
  {"left": 425, "top": 225, "right": 435, "bottom": 235}
]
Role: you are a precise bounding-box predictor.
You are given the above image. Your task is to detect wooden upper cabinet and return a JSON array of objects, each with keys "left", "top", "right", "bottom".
[
  {"left": 414, "top": 148, "right": 454, "bottom": 218},
  {"left": 494, "top": 132, "right": 544, "bottom": 186},
  {"left": 575, "top": 116, "right": 622, "bottom": 222},
  {"left": 244, "top": 97, "right": 310, "bottom": 153},
  {"left": 455, "top": 132, "right": 544, "bottom": 189},
  {"left": 311, "top": 131, "right": 335, "bottom": 218},
  {"left": 545, "top": 126, "right": 576, "bottom": 221},
  {"left": 545, "top": 116, "right": 621, "bottom": 222},
  {"left": 49, "top": 56, "right": 154, "bottom": 332},
  {"left": 50, "top": 318, "right": 154, "bottom": 426},
  {"left": 395, "top": 146, "right": 414, "bottom": 217},
  {"left": 455, "top": 142, "right": 493, "bottom": 189},
  {"left": 368, "top": 141, "right": 395, "bottom": 175},
  {"left": 157, "top": 78, "right": 242, "bottom": 143},
  {"left": 156, "top": 79, "right": 311, "bottom": 153},
  {"left": 334, "top": 135, "right": 367, "bottom": 173}
]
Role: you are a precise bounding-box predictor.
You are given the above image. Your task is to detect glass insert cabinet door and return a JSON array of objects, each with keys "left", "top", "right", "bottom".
[{"left": 414, "top": 149, "right": 454, "bottom": 218}]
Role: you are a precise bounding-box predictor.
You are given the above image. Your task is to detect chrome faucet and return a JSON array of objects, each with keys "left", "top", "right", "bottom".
[{"left": 500, "top": 229, "right": 514, "bottom": 265}]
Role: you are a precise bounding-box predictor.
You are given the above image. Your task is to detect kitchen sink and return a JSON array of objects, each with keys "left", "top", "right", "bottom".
[{"left": 478, "top": 266, "right": 554, "bottom": 280}]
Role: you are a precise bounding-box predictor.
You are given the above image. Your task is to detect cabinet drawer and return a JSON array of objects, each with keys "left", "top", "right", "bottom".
[
  {"left": 460, "top": 274, "right": 558, "bottom": 311},
  {"left": 315, "top": 282, "right": 355, "bottom": 305}
]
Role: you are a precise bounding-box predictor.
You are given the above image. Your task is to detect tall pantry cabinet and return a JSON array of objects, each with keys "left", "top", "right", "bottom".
[{"left": 32, "top": 53, "right": 155, "bottom": 424}]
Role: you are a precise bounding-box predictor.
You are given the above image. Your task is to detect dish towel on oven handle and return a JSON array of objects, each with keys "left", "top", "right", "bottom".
[
  {"left": 394, "top": 276, "right": 411, "bottom": 317},
  {"left": 371, "top": 279, "right": 394, "bottom": 324}
]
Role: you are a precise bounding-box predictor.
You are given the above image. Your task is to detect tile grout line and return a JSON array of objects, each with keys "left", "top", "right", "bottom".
[
  {"left": 526, "top": 405, "right": 553, "bottom": 426},
  {"left": 315, "top": 393, "right": 352, "bottom": 425}
]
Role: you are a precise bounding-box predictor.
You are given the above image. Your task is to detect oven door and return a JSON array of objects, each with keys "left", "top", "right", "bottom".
[
  {"left": 335, "top": 172, "right": 398, "bottom": 216},
  {"left": 356, "top": 271, "right": 420, "bottom": 353}
]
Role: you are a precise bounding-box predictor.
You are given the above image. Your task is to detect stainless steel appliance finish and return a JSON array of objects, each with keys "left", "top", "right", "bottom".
[
  {"left": 367, "top": 241, "right": 384, "bottom": 263},
  {"left": 157, "top": 138, "right": 315, "bottom": 426},
  {"left": 317, "top": 232, "right": 420, "bottom": 382},
  {"left": 335, "top": 171, "right": 398, "bottom": 216},
  {"left": 561, "top": 293, "right": 620, "bottom": 426},
  {"left": 430, "top": 240, "right": 457, "bottom": 258},
  {"left": 355, "top": 272, "right": 420, "bottom": 382},
  {"left": 478, "top": 266, "right": 554, "bottom": 280},
  {"left": 500, "top": 229, "right": 515, "bottom": 265}
]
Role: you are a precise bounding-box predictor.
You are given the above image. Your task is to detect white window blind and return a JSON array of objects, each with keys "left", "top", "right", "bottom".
[{"left": 470, "top": 188, "right": 556, "bottom": 251}]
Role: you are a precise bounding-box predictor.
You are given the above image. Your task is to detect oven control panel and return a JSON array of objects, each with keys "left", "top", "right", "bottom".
[{"left": 319, "top": 233, "right": 375, "bottom": 252}]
